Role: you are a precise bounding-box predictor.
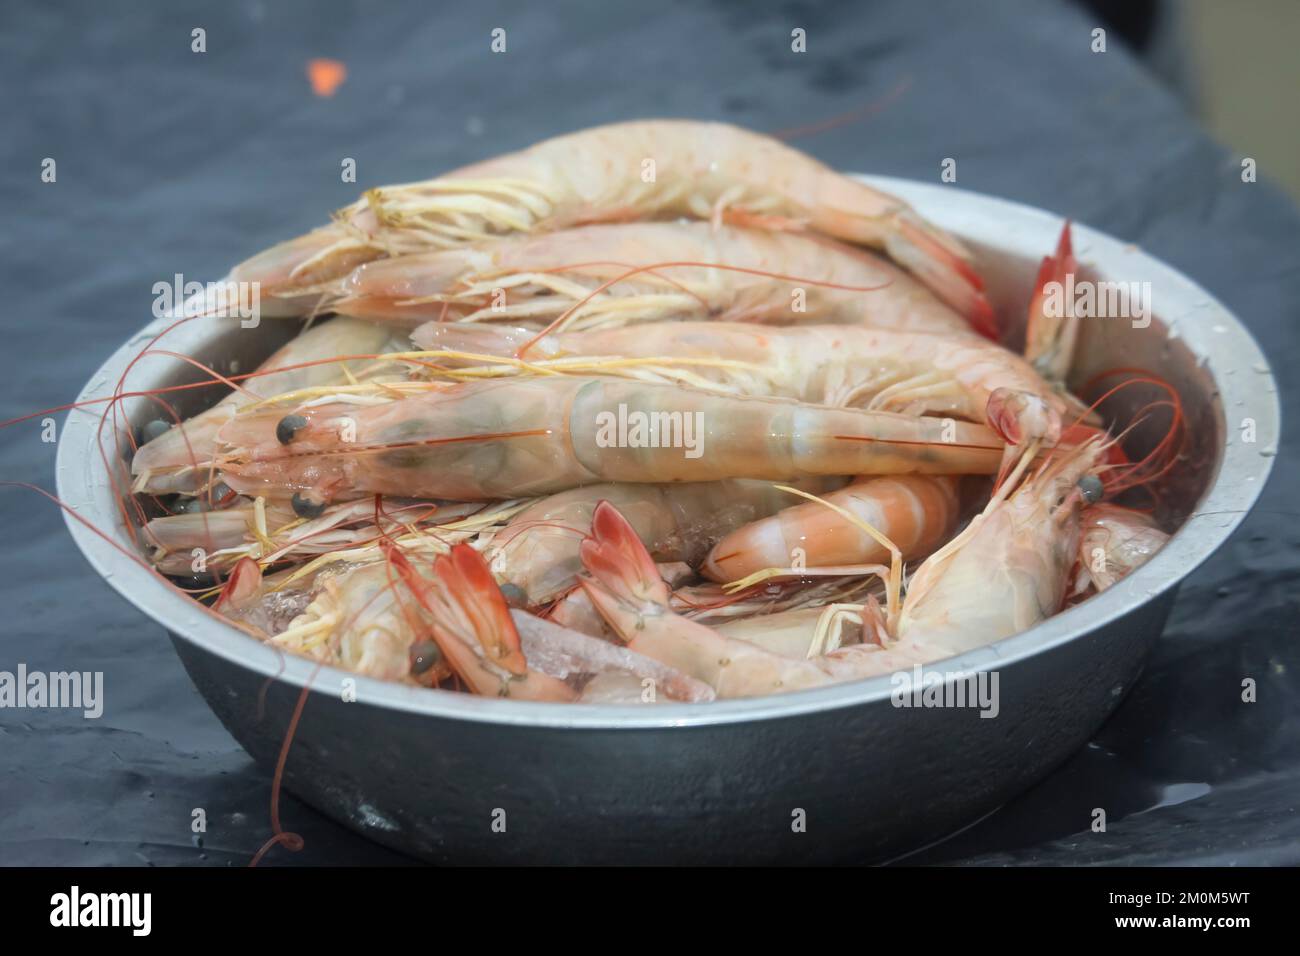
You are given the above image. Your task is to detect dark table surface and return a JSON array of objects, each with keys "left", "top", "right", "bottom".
[{"left": 2, "top": 0, "right": 1296, "bottom": 866}]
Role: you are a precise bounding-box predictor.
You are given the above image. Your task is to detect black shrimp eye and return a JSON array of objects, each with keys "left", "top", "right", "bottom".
[
  {"left": 1078, "top": 474, "right": 1104, "bottom": 504},
  {"left": 409, "top": 641, "right": 443, "bottom": 675},
  {"left": 291, "top": 492, "right": 327, "bottom": 519},
  {"left": 276, "top": 414, "right": 309, "bottom": 445}
]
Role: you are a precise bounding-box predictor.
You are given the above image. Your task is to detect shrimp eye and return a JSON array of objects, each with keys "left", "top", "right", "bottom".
[
  {"left": 409, "top": 640, "right": 443, "bottom": 675},
  {"left": 276, "top": 414, "right": 309, "bottom": 445},
  {"left": 291, "top": 492, "right": 327, "bottom": 519},
  {"left": 1077, "top": 474, "right": 1104, "bottom": 504}
]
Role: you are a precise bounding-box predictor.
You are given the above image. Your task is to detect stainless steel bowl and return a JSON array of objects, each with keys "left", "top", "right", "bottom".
[{"left": 58, "top": 179, "right": 1279, "bottom": 863}]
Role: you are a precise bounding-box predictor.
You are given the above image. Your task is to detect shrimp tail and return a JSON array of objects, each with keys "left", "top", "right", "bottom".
[
  {"left": 888, "top": 213, "right": 997, "bottom": 339},
  {"left": 426, "top": 545, "right": 530, "bottom": 678},
  {"left": 1024, "top": 221, "right": 1079, "bottom": 382},
  {"left": 578, "top": 500, "right": 673, "bottom": 638},
  {"left": 418, "top": 544, "right": 578, "bottom": 700}
]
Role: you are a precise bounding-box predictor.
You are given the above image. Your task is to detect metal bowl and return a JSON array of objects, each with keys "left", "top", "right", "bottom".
[{"left": 58, "top": 178, "right": 1279, "bottom": 864}]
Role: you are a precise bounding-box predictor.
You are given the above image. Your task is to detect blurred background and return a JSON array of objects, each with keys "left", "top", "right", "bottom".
[{"left": 1088, "top": 0, "right": 1300, "bottom": 200}]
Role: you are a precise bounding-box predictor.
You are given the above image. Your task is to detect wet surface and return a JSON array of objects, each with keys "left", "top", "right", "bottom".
[{"left": 1, "top": 0, "right": 1296, "bottom": 865}]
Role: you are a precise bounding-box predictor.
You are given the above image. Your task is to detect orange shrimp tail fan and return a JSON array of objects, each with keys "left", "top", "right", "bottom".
[
  {"left": 416, "top": 546, "right": 527, "bottom": 681},
  {"left": 579, "top": 501, "right": 671, "bottom": 610}
]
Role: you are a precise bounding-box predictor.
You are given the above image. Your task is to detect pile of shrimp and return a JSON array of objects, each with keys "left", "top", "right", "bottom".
[{"left": 126, "top": 120, "right": 1182, "bottom": 704}]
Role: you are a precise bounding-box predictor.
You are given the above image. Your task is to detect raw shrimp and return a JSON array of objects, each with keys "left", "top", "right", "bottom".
[
  {"left": 554, "top": 579, "right": 872, "bottom": 659},
  {"left": 413, "top": 320, "right": 1072, "bottom": 445},
  {"left": 573, "top": 441, "right": 1102, "bottom": 698},
  {"left": 219, "top": 538, "right": 711, "bottom": 700},
  {"left": 231, "top": 228, "right": 379, "bottom": 318},
  {"left": 144, "top": 496, "right": 480, "bottom": 575},
  {"left": 334, "top": 222, "right": 970, "bottom": 335},
  {"left": 488, "top": 477, "right": 843, "bottom": 606},
  {"left": 214, "top": 376, "right": 1005, "bottom": 503},
  {"left": 203, "top": 554, "right": 450, "bottom": 683},
  {"left": 1070, "top": 503, "right": 1169, "bottom": 595},
  {"left": 700, "top": 476, "right": 961, "bottom": 584},
  {"left": 411, "top": 545, "right": 713, "bottom": 702},
  {"left": 146, "top": 498, "right": 293, "bottom": 574},
  {"left": 547, "top": 559, "right": 693, "bottom": 639},
  {"left": 232, "top": 120, "right": 992, "bottom": 330},
  {"left": 712, "top": 605, "right": 865, "bottom": 659},
  {"left": 263, "top": 559, "right": 454, "bottom": 686},
  {"left": 891, "top": 441, "right": 1102, "bottom": 648},
  {"left": 131, "top": 317, "right": 397, "bottom": 494}
]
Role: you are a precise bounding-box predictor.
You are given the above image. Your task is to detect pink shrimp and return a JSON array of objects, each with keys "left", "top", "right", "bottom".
[
  {"left": 489, "top": 478, "right": 843, "bottom": 607},
  {"left": 413, "top": 320, "right": 1070, "bottom": 446},
  {"left": 700, "top": 476, "right": 962, "bottom": 584},
  {"left": 414, "top": 545, "right": 713, "bottom": 702},
  {"left": 131, "top": 317, "right": 397, "bottom": 494},
  {"left": 212, "top": 376, "right": 1005, "bottom": 505},
  {"left": 231, "top": 120, "right": 992, "bottom": 331},
  {"left": 573, "top": 441, "right": 1103, "bottom": 698},
  {"left": 332, "top": 222, "right": 970, "bottom": 335},
  {"left": 1070, "top": 503, "right": 1169, "bottom": 596}
]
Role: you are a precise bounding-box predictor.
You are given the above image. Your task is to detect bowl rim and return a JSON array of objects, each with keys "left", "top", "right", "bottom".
[{"left": 57, "top": 175, "right": 1281, "bottom": 730}]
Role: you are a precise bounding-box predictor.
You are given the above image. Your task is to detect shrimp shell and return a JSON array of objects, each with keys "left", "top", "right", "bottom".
[
  {"left": 335, "top": 222, "right": 970, "bottom": 335},
  {"left": 214, "top": 377, "right": 1005, "bottom": 502},
  {"left": 233, "top": 121, "right": 991, "bottom": 329}
]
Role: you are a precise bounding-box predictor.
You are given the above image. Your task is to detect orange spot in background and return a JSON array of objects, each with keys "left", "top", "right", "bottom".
[{"left": 307, "top": 58, "right": 347, "bottom": 98}]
